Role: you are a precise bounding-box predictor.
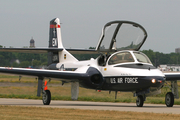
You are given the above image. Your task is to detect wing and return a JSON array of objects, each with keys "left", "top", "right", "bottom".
[
  {"left": 0, "top": 48, "right": 98, "bottom": 54},
  {"left": 0, "top": 66, "right": 103, "bottom": 84},
  {"left": 0, "top": 67, "right": 79, "bottom": 82},
  {"left": 0, "top": 67, "right": 86, "bottom": 82},
  {"left": 164, "top": 72, "right": 180, "bottom": 81}
]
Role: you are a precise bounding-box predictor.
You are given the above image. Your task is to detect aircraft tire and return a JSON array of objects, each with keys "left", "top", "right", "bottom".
[
  {"left": 42, "top": 90, "right": 51, "bottom": 105},
  {"left": 136, "top": 95, "right": 144, "bottom": 107},
  {"left": 165, "top": 92, "right": 174, "bottom": 107}
]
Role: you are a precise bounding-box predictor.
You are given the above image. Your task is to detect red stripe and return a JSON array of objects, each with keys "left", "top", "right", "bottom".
[
  {"left": 50, "top": 24, "right": 60, "bottom": 28},
  {"left": 50, "top": 25, "right": 55, "bottom": 28}
]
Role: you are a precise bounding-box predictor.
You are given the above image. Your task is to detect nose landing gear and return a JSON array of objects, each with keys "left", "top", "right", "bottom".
[{"left": 136, "top": 95, "right": 145, "bottom": 107}]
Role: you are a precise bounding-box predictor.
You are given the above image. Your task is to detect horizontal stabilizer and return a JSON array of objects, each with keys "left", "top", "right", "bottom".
[{"left": 0, "top": 48, "right": 63, "bottom": 53}]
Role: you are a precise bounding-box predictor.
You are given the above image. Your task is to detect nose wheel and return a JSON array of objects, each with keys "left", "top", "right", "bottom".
[
  {"left": 136, "top": 95, "right": 144, "bottom": 107},
  {"left": 165, "top": 92, "right": 174, "bottom": 107}
]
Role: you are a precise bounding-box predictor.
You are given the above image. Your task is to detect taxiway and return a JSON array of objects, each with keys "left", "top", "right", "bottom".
[{"left": 0, "top": 98, "right": 180, "bottom": 114}]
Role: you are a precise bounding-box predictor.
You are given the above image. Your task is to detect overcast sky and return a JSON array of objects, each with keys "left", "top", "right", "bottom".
[{"left": 0, "top": 0, "right": 180, "bottom": 53}]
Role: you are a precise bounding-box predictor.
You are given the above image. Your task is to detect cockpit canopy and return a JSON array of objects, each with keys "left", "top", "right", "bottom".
[
  {"left": 96, "top": 21, "right": 147, "bottom": 52},
  {"left": 108, "top": 52, "right": 134, "bottom": 65},
  {"left": 107, "top": 51, "right": 151, "bottom": 65}
]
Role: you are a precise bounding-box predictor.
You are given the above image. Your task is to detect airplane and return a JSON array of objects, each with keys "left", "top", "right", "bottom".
[{"left": 0, "top": 18, "right": 180, "bottom": 107}]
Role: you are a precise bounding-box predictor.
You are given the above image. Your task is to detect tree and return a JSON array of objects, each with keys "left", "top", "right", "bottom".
[
  {"left": 12, "top": 62, "right": 19, "bottom": 67},
  {"left": 19, "top": 61, "right": 30, "bottom": 68},
  {"left": 32, "top": 60, "right": 41, "bottom": 68},
  {"left": 89, "top": 47, "right": 96, "bottom": 49}
]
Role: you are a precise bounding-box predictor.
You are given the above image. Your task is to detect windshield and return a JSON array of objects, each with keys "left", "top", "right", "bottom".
[
  {"left": 108, "top": 52, "right": 134, "bottom": 65},
  {"left": 133, "top": 52, "right": 152, "bottom": 64}
]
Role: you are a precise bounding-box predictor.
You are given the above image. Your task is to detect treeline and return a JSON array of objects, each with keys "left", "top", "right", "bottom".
[
  {"left": 0, "top": 49, "right": 180, "bottom": 68},
  {"left": 141, "top": 49, "right": 180, "bottom": 67},
  {"left": 0, "top": 52, "right": 47, "bottom": 68},
  {"left": 0, "top": 52, "right": 98, "bottom": 68}
]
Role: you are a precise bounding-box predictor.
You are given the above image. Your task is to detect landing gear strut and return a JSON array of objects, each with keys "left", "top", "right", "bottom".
[
  {"left": 165, "top": 92, "right": 174, "bottom": 107},
  {"left": 136, "top": 95, "right": 144, "bottom": 107}
]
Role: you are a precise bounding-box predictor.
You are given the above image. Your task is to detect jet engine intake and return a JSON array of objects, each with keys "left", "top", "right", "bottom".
[
  {"left": 91, "top": 74, "right": 102, "bottom": 84},
  {"left": 79, "top": 67, "right": 104, "bottom": 89}
]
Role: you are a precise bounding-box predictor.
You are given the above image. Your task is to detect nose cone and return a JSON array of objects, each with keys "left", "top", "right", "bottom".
[
  {"left": 134, "top": 68, "right": 165, "bottom": 89},
  {"left": 153, "top": 77, "right": 166, "bottom": 83}
]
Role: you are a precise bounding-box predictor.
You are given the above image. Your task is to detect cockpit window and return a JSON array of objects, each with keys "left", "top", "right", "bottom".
[
  {"left": 108, "top": 52, "right": 134, "bottom": 65},
  {"left": 133, "top": 52, "right": 151, "bottom": 64}
]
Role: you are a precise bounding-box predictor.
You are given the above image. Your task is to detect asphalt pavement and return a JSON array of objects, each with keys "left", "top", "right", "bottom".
[{"left": 0, "top": 98, "right": 180, "bottom": 114}]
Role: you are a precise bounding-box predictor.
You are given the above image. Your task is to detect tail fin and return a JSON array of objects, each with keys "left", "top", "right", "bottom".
[
  {"left": 48, "top": 18, "right": 62, "bottom": 65},
  {"left": 48, "top": 18, "right": 77, "bottom": 65},
  {"left": 49, "top": 18, "right": 63, "bottom": 48}
]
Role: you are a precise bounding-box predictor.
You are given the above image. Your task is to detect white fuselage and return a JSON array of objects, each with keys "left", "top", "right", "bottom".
[{"left": 55, "top": 50, "right": 165, "bottom": 79}]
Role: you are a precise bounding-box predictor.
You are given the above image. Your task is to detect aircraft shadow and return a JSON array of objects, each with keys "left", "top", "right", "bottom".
[{"left": 50, "top": 103, "right": 170, "bottom": 108}]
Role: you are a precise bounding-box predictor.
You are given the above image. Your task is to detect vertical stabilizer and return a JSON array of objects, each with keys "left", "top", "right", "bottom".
[
  {"left": 49, "top": 18, "right": 63, "bottom": 48},
  {"left": 48, "top": 18, "right": 63, "bottom": 65},
  {"left": 48, "top": 18, "right": 78, "bottom": 65}
]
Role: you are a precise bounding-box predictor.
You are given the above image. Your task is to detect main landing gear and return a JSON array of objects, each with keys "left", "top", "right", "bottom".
[
  {"left": 165, "top": 92, "right": 174, "bottom": 107},
  {"left": 42, "top": 80, "right": 51, "bottom": 105},
  {"left": 42, "top": 90, "right": 51, "bottom": 105},
  {"left": 37, "top": 78, "right": 51, "bottom": 105},
  {"left": 164, "top": 80, "right": 179, "bottom": 107}
]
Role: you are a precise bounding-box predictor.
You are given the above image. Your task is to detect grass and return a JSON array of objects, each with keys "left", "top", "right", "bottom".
[{"left": 0, "top": 105, "right": 180, "bottom": 120}]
